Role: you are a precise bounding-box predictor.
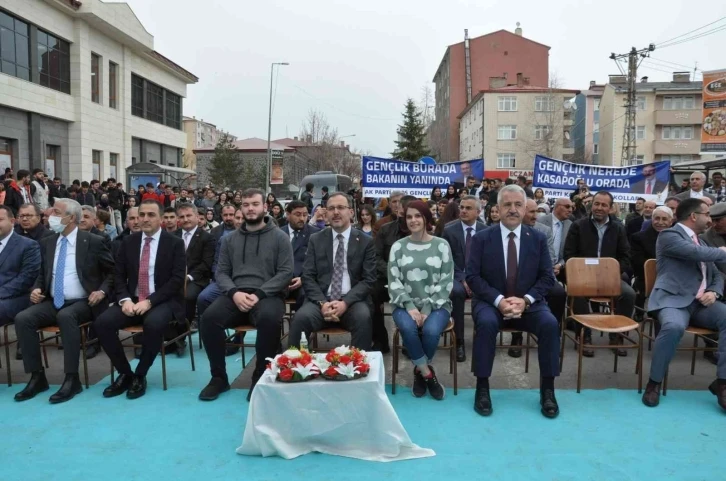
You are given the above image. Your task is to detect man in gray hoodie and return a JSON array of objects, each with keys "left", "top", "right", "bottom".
[{"left": 198, "top": 188, "right": 293, "bottom": 402}]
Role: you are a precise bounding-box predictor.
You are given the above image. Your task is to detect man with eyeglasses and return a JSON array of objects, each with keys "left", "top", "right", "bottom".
[
  {"left": 14, "top": 203, "right": 54, "bottom": 242},
  {"left": 676, "top": 171, "right": 716, "bottom": 204},
  {"left": 643, "top": 198, "right": 726, "bottom": 411}
]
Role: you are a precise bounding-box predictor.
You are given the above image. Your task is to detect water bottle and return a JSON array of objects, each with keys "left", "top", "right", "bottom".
[{"left": 300, "top": 332, "right": 309, "bottom": 351}]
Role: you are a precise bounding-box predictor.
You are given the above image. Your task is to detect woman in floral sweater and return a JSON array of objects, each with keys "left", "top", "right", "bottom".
[{"left": 388, "top": 200, "right": 454, "bottom": 400}]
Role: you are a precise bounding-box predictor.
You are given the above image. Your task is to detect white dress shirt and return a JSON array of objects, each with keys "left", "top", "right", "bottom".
[
  {"left": 495, "top": 224, "right": 535, "bottom": 308},
  {"left": 327, "top": 226, "right": 352, "bottom": 298},
  {"left": 461, "top": 220, "right": 478, "bottom": 239},
  {"left": 52, "top": 227, "right": 87, "bottom": 301},
  {"left": 0, "top": 229, "right": 12, "bottom": 256},
  {"left": 690, "top": 190, "right": 704, "bottom": 199},
  {"left": 182, "top": 225, "right": 197, "bottom": 250}
]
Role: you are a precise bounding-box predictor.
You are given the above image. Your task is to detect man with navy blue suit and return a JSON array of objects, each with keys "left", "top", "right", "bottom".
[
  {"left": 280, "top": 200, "right": 320, "bottom": 311},
  {"left": 442, "top": 195, "right": 486, "bottom": 362},
  {"left": 0, "top": 205, "right": 41, "bottom": 326},
  {"left": 466, "top": 185, "right": 560, "bottom": 418}
]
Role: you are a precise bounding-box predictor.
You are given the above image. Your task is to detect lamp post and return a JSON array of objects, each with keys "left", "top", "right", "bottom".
[{"left": 267, "top": 62, "right": 289, "bottom": 194}]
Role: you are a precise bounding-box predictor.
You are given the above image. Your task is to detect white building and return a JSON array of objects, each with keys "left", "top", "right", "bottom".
[{"left": 0, "top": 0, "right": 198, "bottom": 184}]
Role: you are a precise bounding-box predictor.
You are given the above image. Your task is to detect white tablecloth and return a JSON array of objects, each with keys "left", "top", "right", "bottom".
[{"left": 237, "top": 352, "right": 435, "bottom": 462}]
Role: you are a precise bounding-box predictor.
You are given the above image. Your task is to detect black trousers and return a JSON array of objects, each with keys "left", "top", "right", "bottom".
[
  {"left": 288, "top": 300, "right": 372, "bottom": 350},
  {"left": 371, "top": 279, "right": 390, "bottom": 345},
  {"left": 94, "top": 302, "right": 174, "bottom": 377},
  {"left": 185, "top": 282, "right": 203, "bottom": 325},
  {"left": 451, "top": 280, "right": 467, "bottom": 342},
  {"left": 200, "top": 295, "right": 284, "bottom": 381},
  {"left": 15, "top": 299, "right": 92, "bottom": 374}
]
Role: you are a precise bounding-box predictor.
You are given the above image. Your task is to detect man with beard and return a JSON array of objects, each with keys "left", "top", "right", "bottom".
[
  {"left": 30, "top": 169, "right": 49, "bottom": 210},
  {"left": 372, "top": 194, "right": 417, "bottom": 352},
  {"left": 198, "top": 189, "right": 293, "bottom": 401},
  {"left": 372, "top": 191, "right": 404, "bottom": 236},
  {"left": 280, "top": 200, "right": 320, "bottom": 311},
  {"left": 106, "top": 178, "right": 125, "bottom": 234}
]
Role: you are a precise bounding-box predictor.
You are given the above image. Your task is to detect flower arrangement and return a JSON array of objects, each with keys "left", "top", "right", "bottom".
[
  {"left": 316, "top": 345, "right": 370, "bottom": 381},
  {"left": 265, "top": 348, "right": 320, "bottom": 383}
]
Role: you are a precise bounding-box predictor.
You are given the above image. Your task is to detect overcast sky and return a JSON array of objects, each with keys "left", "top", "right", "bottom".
[{"left": 125, "top": 0, "right": 725, "bottom": 157}]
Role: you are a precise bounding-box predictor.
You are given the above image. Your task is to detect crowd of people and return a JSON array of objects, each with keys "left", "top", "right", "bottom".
[{"left": 1, "top": 167, "right": 725, "bottom": 418}]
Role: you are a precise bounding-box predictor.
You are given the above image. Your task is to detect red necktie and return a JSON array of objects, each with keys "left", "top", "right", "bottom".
[
  {"left": 645, "top": 182, "right": 652, "bottom": 195},
  {"left": 138, "top": 237, "right": 152, "bottom": 301}
]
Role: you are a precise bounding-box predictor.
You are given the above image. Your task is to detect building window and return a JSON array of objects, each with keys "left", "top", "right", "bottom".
[
  {"left": 535, "top": 96, "right": 555, "bottom": 112},
  {"left": 109, "top": 61, "right": 118, "bottom": 109},
  {"left": 636, "top": 96, "right": 646, "bottom": 110},
  {"left": 629, "top": 156, "right": 644, "bottom": 166},
  {"left": 92, "top": 150, "right": 101, "bottom": 180},
  {"left": 37, "top": 30, "right": 70, "bottom": 94},
  {"left": 131, "top": 74, "right": 144, "bottom": 117},
  {"left": 109, "top": 153, "right": 118, "bottom": 179},
  {"left": 45, "top": 145, "right": 59, "bottom": 178},
  {"left": 534, "top": 125, "right": 553, "bottom": 140},
  {"left": 0, "top": 137, "right": 13, "bottom": 172},
  {"left": 146, "top": 82, "right": 164, "bottom": 123},
  {"left": 663, "top": 96, "right": 695, "bottom": 110},
  {"left": 662, "top": 126, "right": 693, "bottom": 140},
  {"left": 91, "top": 53, "right": 100, "bottom": 103},
  {"left": 497, "top": 96, "right": 517, "bottom": 112},
  {"left": 593, "top": 122, "right": 600, "bottom": 133},
  {"left": 497, "top": 153, "right": 515, "bottom": 169},
  {"left": 636, "top": 125, "right": 646, "bottom": 140},
  {"left": 593, "top": 98, "right": 601, "bottom": 111},
  {"left": 662, "top": 154, "right": 694, "bottom": 163},
  {"left": 593, "top": 143, "right": 599, "bottom": 155},
  {"left": 497, "top": 125, "right": 517, "bottom": 140},
  {"left": 0, "top": 11, "right": 30, "bottom": 81}
]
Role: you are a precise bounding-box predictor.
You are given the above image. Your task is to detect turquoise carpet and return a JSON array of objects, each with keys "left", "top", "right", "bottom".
[{"left": 1, "top": 343, "right": 724, "bottom": 481}]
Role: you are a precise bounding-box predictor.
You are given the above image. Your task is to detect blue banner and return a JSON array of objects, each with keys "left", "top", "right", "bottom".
[
  {"left": 533, "top": 155, "right": 671, "bottom": 204},
  {"left": 361, "top": 157, "right": 484, "bottom": 198}
]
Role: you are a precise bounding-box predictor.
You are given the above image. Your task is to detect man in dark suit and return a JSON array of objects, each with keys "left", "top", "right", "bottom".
[
  {"left": 675, "top": 171, "right": 716, "bottom": 203},
  {"left": 14, "top": 199, "right": 114, "bottom": 403},
  {"left": 564, "top": 190, "right": 635, "bottom": 357},
  {"left": 280, "top": 200, "right": 320, "bottom": 311},
  {"left": 76, "top": 181, "right": 96, "bottom": 207},
  {"left": 631, "top": 206, "right": 672, "bottom": 296},
  {"left": 538, "top": 198, "right": 573, "bottom": 281},
  {"left": 0, "top": 205, "right": 41, "bottom": 326},
  {"left": 14, "top": 203, "right": 54, "bottom": 242},
  {"left": 630, "top": 163, "right": 668, "bottom": 195},
  {"left": 198, "top": 189, "right": 293, "bottom": 402},
  {"left": 442, "top": 195, "right": 486, "bottom": 362},
  {"left": 626, "top": 200, "right": 656, "bottom": 240},
  {"left": 466, "top": 185, "right": 560, "bottom": 418},
  {"left": 175, "top": 203, "right": 215, "bottom": 329},
  {"left": 94, "top": 199, "right": 186, "bottom": 400},
  {"left": 288, "top": 192, "right": 377, "bottom": 351}
]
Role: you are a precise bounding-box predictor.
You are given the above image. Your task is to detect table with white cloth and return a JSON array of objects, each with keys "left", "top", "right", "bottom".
[{"left": 237, "top": 351, "right": 435, "bottom": 462}]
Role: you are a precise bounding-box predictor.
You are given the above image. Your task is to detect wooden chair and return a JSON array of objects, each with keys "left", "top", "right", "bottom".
[
  {"left": 391, "top": 318, "right": 458, "bottom": 395},
  {"left": 38, "top": 322, "right": 95, "bottom": 388},
  {"left": 643, "top": 258, "right": 718, "bottom": 395},
  {"left": 561, "top": 257, "right": 643, "bottom": 393},
  {"left": 225, "top": 325, "right": 258, "bottom": 368},
  {"left": 469, "top": 327, "right": 537, "bottom": 374},
  {"left": 110, "top": 276, "right": 196, "bottom": 390},
  {"left": 1, "top": 323, "right": 16, "bottom": 386},
  {"left": 310, "top": 326, "right": 351, "bottom": 352}
]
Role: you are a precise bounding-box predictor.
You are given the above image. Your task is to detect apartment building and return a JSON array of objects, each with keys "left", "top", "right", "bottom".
[
  {"left": 598, "top": 72, "right": 715, "bottom": 166},
  {"left": 0, "top": 0, "right": 197, "bottom": 183},
  {"left": 429, "top": 25, "right": 550, "bottom": 163},
  {"left": 458, "top": 77, "right": 578, "bottom": 178},
  {"left": 182, "top": 116, "right": 237, "bottom": 170},
  {"left": 573, "top": 81, "right": 606, "bottom": 164}
]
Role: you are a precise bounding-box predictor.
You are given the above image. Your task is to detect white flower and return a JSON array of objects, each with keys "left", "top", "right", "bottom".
[
  {"left": 334, "top": 345, "right": 350, "bottom": 356},
  {"left": 426, "top": 256, "right": 442, "bottom": 268},
  {"left": 292, "top": 362, "right": 320, "bottom": 379},
  {"left": 315, "top": 354, "right": 331, "bottom": 371},
  {"left": 265, "top": 356, "right": 279, "bottom": 375},
  {"left": 283, "top": 349, "right": 302, "bottom": 359},
  {"left": 335, "top": 362, "right": 361, "bottom": 379}
]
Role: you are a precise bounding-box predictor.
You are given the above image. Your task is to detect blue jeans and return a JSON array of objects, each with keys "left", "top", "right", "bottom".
[
  {"left": 197, "top": 282, "right": 223, "bottom": 318},
  {"left": 392, "top": 307, "right": 450, "bottom": 365}
]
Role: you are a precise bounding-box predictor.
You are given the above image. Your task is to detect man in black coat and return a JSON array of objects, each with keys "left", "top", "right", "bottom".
[
  {"left": 14, "top": 203, "right": 54, "bottom": 241},
  {"left": 94, "top": 200, "right": 186, "bottom": 400},
  {"left": 280, "top": 200, "right": 320, "bottom": 311},
  {"left": 14, "top": 198, "right": 114, "bottom": 404},
  {"left": 564, "top": 191, "right": 635, "bottom": 357}
]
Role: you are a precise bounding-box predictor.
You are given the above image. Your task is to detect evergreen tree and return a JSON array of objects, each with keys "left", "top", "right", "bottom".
[
  {"left": 392, "top": 98, "right": 430, "bottom": 161},
  {"left": 207, "top": 133, "right": 244, "bottom": 190}
]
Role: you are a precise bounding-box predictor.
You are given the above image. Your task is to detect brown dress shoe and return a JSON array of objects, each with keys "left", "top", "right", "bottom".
[{"left": 642, "top": 382, "right": 660, "bottom": 407}]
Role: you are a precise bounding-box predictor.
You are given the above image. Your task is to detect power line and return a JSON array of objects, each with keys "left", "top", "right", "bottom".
[
  {"left": 291, "top": 83, "right": 398, "bottom": 121},
  {"left": 658, "top": 25, "right": 726, "bottom": 49},
  {"left": 656, "top": 16, "right": 726, "bottom": 46},
  {"left": 648, "top": 56, "right": 694, "bottom": 70}
]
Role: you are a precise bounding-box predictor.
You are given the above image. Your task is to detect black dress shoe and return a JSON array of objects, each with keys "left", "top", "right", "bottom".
[
  {"left": 508, "top": 334, "right": 523, "bottom": 358},
  {"left": 49, "top": 374, "right": 83, "bottom": 404},
  {"left": 609, "top": 334, "right": 627, "bottom": 357},
  {"left": 15, "top": 346, "right": 22, "bottom": 361},
  {"left": 582, "top": 334, "right": 594, "bottom": 358},
  {"left": 247, "top": 370, "right": 262, "bottom": 402},
  {"left": 456, "top": 341, "right": 466, "bottom": 363},
  {"left": 126, "top": 375, "right": 147, "bottom": 399},
  {"left": 704, "top": 350, "right": 718, "bottom": 366},
  {"left": 412, "top": 367, "right": 427, "bottom": 398},
  {"left": 474, "top": 387, "right": 493, "bottom": 416},
  {"left": 85, "top": 343, "right": 101, "bottom": 360},
  {"left": 540, "top": 389, "right": 560, "bottom": 418},
  {"left": 14, "top": 371, "right": 49, "bottom": 402},
  {"left": 103, "top": 373, "right": 132, "bottom": 398},
  {"left": 710, "top": 380, "right": 726, "bottom": 411},
  {"left": 199, "top": 377, "right": 231, "bottom": 401},
  {"left": 642, "top": 381, "right": 660, "bottom": 407}
]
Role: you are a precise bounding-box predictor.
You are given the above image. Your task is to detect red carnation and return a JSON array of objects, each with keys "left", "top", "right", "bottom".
[
  {"left": 325, "top": 352, "right": 336, "bottom": 363},
  {"left": 300, "top": 352, "right": 312, "bottom": 365},
  {"left": 277, "top": 355, "right": 290, "bottom": 367},
  {"left": 279, "top": 368, "right": 294, "bottom": 381},
  {"left": 358, "top": 363, "right": 370, "bottom": 374},
  {"left": 351, "top": 351, "right": 363, "bottom": 362},
  {"left": 325, "top": 366, "right": 338, "bottom": 377},
  {"left": 339, "top": 355, "right": 351, "bottom": 364}
]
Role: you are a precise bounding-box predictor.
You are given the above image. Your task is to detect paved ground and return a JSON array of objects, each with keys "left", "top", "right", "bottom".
[{"left": 1, "top": 302, "right": 717, "bottom": 394}]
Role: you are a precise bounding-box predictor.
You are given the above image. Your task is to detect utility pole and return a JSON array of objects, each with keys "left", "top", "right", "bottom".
[{"left": 610, "top": 44, "right": 654, "bottom": 166}]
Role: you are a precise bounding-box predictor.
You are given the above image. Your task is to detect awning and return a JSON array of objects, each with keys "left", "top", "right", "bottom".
[{"left": 126, "top": 162, "right": 196, "bottom": 175}]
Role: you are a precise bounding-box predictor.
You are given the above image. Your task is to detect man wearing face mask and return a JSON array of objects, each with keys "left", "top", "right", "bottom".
[{"left": 13, "top": 198, "right": 114, "bottom": 403}]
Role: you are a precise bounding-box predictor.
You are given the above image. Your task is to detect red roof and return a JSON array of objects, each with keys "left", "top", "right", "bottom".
[{"left": 273, "top": 137, "right": 308, "bottom": 148}]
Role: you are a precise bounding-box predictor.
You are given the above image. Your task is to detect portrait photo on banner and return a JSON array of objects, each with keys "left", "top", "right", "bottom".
[
  {"left": 361, "top": 156, "right": 485, "bottom": 198},
  {"left": 532, "top": 154, "right": 671, "bottom": 204}
]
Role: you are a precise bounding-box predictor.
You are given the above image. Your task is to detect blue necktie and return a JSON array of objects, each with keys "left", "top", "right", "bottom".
[{"left": 53, "top": 237, "right": 68, "bottom": 309}]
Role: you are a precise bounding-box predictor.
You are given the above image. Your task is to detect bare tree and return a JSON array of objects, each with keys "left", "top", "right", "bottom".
[
  {"left": 520, "top": 74, "right": 573, "bottom": 159},
  {"left": 418, "top": 84, "right": 435, "bottom": 131},
  {"left": 298, "top": 108, "right": 364, "bottom": 180}
]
